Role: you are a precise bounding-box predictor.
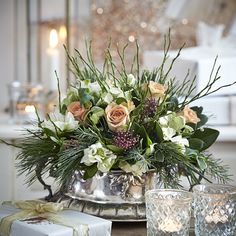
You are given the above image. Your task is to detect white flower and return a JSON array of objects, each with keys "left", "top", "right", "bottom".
[
  {"left": 109, "top": 87, "right": 124, "bottom": 98},
  {"left": 41, "top": 111, "right": 78, "bottom": 133},
  {"left": 102, "top": 92, "right": 114, "bottom": 104},
  {"left": 145, "top": 143, "right": 157, "bottom": 156},
  {"left": 89, "top": 81, "right": 101, "bottom": 94},
  {"left": 170, "top": 135, "right": 189, "bottom": 153},
  {"left": 119, "top": 160, "right": 148, "bottom": 176},
  {"left": 159, "top": 115, "right": 169, "bottom": 126},
  {"left": 171, "top": 136, "right": 189, "bottom": 147},
  {"left": 80, "top": 80, "right": 102, "bottom": 95},
  {"left": 127, "top": 74, "right": 136, "bottom": 86},
  {"left": 81, "top": 142, "right": 117, "bottom": 173},
  {"left": 162, "top": 127, "right": 176, "bottom": 141}
]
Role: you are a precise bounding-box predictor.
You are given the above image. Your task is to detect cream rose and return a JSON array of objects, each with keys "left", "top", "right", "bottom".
[
  {"left": 105, "top": 102, "right": 130, "bottom": 132},
  {"left": 179, "top": 106, "right": 200, "bottom": 124},
  {"left": 67, "top": 101, "right": 88, "bottom": 122},
  {"left": 121, "top": 100, "right": 135, "bottom": 112},
  {"left": 143, "top": 81, "right": 166, "bottom": 98}
]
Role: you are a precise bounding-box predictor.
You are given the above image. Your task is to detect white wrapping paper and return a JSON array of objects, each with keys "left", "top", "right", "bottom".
[{"left": 0, "top": 204, "right": 112, "bottom": 236}]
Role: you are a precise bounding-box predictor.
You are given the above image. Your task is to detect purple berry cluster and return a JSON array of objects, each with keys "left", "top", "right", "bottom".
[
  {"left": 113, "top": 131, "right": 140, "bottom": 151},
  {"left": 142, "top": 98, "right": 158, "bottom": 118}
]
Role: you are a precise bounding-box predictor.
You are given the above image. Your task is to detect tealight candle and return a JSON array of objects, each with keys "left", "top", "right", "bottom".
[
  {"left": 205, "top": 208, "right": 228, "bottom": 224},
  {"left": 24, "top": 105, "right": 36, "bottom": 120},
  {"left": 145, "top": 189, "right": 192, "bottom": 236},
  {"left": 158, "top": 219, "right": 183, "bottom": 233},
  {"left": 193, "top": 184, "right": 236, "bottom": 236}
]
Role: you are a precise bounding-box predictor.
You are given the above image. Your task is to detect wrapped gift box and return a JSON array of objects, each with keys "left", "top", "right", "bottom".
[
  {"left": 143, "top": 47, "right": 236, "bottom": 96},
  {"left": 0, "top": 204, "right": 112, "bottom": 236}
]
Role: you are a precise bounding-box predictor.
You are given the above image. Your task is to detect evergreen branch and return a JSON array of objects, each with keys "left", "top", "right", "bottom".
[{"left": 205, "top": 156, "right": 231, "bottom": 184}]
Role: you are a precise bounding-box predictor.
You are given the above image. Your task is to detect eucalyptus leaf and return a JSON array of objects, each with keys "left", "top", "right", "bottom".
[
  {"left": 196, "top": 156, "right": 207, "bottom": 170},
  {"left": 154, "top": 150, "right": 164, "bottom": 162},
  {"left": 78, "top": 88, "right": 93, "bottom": 105}
]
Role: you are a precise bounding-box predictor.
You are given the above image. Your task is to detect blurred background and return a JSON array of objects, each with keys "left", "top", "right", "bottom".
[{"left": 0, "top": 0, "right": 236, "bottom": 201}]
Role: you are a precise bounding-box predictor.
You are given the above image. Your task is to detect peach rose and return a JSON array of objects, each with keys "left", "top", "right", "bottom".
[
  {"left": 105, "top": 103, "right": 130, "bottom": 132},
  {"left": 143, "top": 81, "right": 166, "bottom": 98},
  {"left": 148, "top": 81, "right": 166, "bottom": 97},
  {"left": 179, "top": 106, "right": 200, "bottom": 124},
  {"left": 67, "top": 101, "right": 88, "bottom": 122}
]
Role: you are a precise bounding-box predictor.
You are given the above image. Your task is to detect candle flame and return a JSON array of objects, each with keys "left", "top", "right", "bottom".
[
  {"left": 59, "top": 26, "right": 67, "bottom": 40},
  {"left": 25, "top": 105, "right": 35, "bottom": 113},
  {"left": 49, "top": 29, "right": 58, "bottom": 48}
]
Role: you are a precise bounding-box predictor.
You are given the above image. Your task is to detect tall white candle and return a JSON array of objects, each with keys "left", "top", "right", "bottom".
[{"left": 47, "top": 29, "right": 60, "bottom": 91}]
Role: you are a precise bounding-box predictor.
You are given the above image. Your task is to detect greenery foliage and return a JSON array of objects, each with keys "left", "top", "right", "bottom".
[{"left": 8, "top": 34, "right": 235, "bottom": 197}]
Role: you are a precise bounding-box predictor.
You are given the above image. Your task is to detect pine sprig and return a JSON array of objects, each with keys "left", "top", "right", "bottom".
[{"left": 205, "top": 155, "right": 231, "bottom": 184}]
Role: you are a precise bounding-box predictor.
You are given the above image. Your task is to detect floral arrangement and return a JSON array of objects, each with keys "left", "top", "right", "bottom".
[{"left": 13, "top": 37, "right": 234, "bottom": 198}]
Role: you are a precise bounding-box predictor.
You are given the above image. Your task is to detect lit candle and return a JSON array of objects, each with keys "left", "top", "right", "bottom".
[
  {"left": 24, "top": 105, "right": 37, "bottom": 120},
  {"left": 59, "top": 25, "right": 67, "bottom": 41},
  {"left": 47, "top": 29, "right": 60, "bottom": 91},
  {"left": 205, "top": 208, "right": 228, "bottom": 224},
  {"left": 158, "top": 218, "right": 183, "bottom": 233}
]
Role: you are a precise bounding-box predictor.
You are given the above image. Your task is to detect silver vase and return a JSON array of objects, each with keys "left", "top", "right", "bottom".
[{"left": 63, "top": 170, "right": 159, "bottom": 221}]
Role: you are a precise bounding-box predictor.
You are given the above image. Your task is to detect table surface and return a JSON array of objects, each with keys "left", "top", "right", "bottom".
[{"left": 112, "top": 222, "right": 195, "bottom": 236}]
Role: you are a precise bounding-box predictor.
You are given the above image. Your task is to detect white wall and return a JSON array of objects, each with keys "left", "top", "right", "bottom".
[
  {"left": 0, "top": 0, "right": 28, "bottom": 112},
  {"left": 0, "top": 0, "right": 15, "bottom": 112}
]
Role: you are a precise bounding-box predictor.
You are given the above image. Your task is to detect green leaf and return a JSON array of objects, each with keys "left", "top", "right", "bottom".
[
  {"left": 61, "top": 104, "right": 68, "bottom": 115},
  {"left": 131, "top": 104, "right": 142, "bottom": 117},
  {"left": 191, "top": 106, "right": 203, "bottom": 114},
  {"left": 116, "top": 97, "right": 127, "bottom": 104},
  {"left": 191, "top": 128, "right": 219, "bottom": 151},
  {"left": 154, "top": 149, "right": 164, "bottom": 162},
  {"left": 197, "top": 114, "right": 208, "bottom": 128},
  {"left": 191, "top": 106, "right": 208, "bottom": 128},
  {"left": 78, "top": 88, "right": 93, "bottom": 105},
  {"left": 106, "top": 145, "right": 123, "bottom": 153},
  {"left": 83, "top": 164, "right": 98, "bottom": 179},
  {"left": 155, "top": 122, "right": 164, "bottom": 142},
  {"left": 196, "top": 156, "right": 207, "bottom": 170},
  {"left": 132, "top": 122, "right": 152, "bottom": 147},
  {"left": 167, "top": 96, "right": 179, "bottom": 111},
  {"left": 189, "top": 138, "right": 205, "bottom": 151},
  {"left": 89, "top": 106, "right": 104, "bottom": 125},
  {"left": 43, "top": 127, "right": 57, "bottom": 138},
  {"left": 169, "top": 115, "right": 185, "bottom": 132}
]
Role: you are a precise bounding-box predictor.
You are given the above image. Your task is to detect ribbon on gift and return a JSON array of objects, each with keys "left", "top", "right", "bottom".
[{"left": 0, "top": 200, "right": 89, "bottom": 236}]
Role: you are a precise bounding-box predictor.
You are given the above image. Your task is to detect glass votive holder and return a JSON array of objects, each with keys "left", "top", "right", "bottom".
[
  {"left": 193, "top": 184, "right": 236, "bottom": 236},
  {"left": 8, "top": 82, "right": 44, "bottom": 124},
  {"left": 145, "top": 189, "right": 192, "bottom": 236}
]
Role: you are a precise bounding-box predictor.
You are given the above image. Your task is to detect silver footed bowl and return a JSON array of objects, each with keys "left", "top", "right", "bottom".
[{"left": 64, "top": 170, "right": 158, "bottom": 221}]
